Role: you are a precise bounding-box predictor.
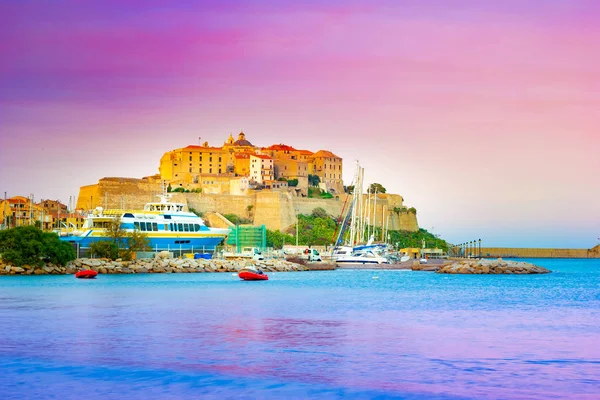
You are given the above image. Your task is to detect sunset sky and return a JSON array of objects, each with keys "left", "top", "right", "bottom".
[{"left": 1, "top": 0, "right": 598, "bottom": 247}]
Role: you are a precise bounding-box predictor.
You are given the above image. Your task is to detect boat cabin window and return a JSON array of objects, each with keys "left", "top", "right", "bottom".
[
  {"left": 184, "top": 224, "right": 189, "bottom": 232},
  {"left": 178, "top": 223, "right": 183, "bottom": 231},
  {"left": 134, "top": 222, "right": 140, "bottom": 230}
]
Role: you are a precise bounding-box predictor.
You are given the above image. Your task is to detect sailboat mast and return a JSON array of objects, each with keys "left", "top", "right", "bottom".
[{"left": 373, "top": 188, "right": 378, "bottom": 241}]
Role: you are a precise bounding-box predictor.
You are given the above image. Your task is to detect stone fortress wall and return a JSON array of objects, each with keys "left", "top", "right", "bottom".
[{"left": 76, "top": 178, "right": 419, "bottom": 232}]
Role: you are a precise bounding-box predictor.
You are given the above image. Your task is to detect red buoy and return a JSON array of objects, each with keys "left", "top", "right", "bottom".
[{"left": 75, "top": 270, "right": 98, "bottom": 279}]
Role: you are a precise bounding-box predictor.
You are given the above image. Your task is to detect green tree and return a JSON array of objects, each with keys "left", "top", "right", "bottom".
[
  {"left": 90, "top": 240, "right": 119, "bottom": 259},
  {"left": 408, "top": 207, "right": 417, "bottom": 215},
  {"left": 388, "top": 228, "right": 447, "bottom": 252},
  {"left": 0, "top": 226, "right": 75, "bottom": 266},
  {"left": 167, "top": 183, "right": 172, "bottom": 193},
  {"left": 367, "top": 183, "right": 386, "bottom": 194},
  {"left": 266, "top": 229, "right": 295, "bottom": 249},
  {"left": 287, "top": 178, "right": 298, "bottom": 187},
  {"left": 308, "top": 174, "right": 321, "bottom": 187},
  {"left": 106, "top": 217, "right": 127, "bottom": 249}
]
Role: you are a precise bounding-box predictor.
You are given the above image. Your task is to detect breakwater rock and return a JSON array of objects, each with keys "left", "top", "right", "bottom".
[
  {"left": 0, "top": 257, "right": 308, "bottom": 276},
  {"left": 436, "top": 259, "right": 550, "bottom": 274}
]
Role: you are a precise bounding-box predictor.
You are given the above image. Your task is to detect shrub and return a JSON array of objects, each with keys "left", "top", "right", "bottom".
[
  {"left": 90, "top": 241, "right": 119, "bottom": 259},
  {"left": 223, "top": 214, "right": 252, "bottom": 225},
  {"left": 311, "top": 207, "right": 329, "bottom": 219},
  {"left": 0, "top": 226, "right": 76, "bottom": 266}
]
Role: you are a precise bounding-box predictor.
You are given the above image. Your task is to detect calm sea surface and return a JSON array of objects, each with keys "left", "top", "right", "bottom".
[{"left": 1, "top": 258, "right": 599, "bottom": 399}]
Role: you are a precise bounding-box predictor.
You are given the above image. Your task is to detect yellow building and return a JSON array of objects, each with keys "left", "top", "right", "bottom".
[
  {"left": 311, "top": 150, "right": 343, "bottom": 193},
  {"left": 157, "top": 132, "right": 342, "bottom": 194}
]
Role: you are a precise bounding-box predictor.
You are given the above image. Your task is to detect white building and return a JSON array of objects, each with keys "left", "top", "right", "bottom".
[{"left": 250, "top": 154, "right": 274, "bottom": 184}]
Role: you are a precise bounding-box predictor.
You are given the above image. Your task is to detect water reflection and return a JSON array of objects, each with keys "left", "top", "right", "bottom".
[{"left": 1, "top": 262, "right": 599, "bottom": 399}]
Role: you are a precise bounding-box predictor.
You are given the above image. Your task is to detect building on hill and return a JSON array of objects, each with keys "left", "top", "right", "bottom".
[
  {"left": 261, "top": 144, "right": 309, "bottom": 195},
  {"left": 157, "top": 132, "right": 343, "bottom": 195},
  {"left": 311, "top": 150, "right": 343, "bottom": 193},
  {"left": 250, "top": 154, "right": 274, "bottom": 184}
]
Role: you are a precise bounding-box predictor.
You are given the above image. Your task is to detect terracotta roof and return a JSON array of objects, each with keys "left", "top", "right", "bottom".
[
  {"left": 8, "top": 196, "right": 30, "bottom": 204},
  {"left": 264, "top": 144, "right": 297, "bottom": 151},
  {"left": 312, "top": 150, "right": 341, "bottom": 159},
  {"left": 183, "top": 145, "right": 223, "bottom": 151},
  {"left": 235, "top": 153, "right": 251, "bottom": 159},
  {"left": 251, "top": 154, "right": 272, "bottom": 160},
  {"left": 297, "top": 149, "right": 314, "bottom": 155}
]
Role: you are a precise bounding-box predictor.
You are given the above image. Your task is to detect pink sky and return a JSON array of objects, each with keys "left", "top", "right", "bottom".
[{"left": 1, "top": 1, "right": 598, "bottom": 247}]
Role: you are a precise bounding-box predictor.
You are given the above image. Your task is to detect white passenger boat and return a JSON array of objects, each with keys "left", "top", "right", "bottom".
[{"left": 60, "top": 194, "right": 230, "bottom": 252}]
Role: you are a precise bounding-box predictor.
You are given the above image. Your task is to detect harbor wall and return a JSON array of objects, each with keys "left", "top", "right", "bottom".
[{"left": 479, "top": 246, "right": 600, "bottom": 259}]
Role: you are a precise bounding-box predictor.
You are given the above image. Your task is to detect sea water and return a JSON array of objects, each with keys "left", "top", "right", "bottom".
[{"left": 1, "top": 259, "right": 599, "bottom": 399}]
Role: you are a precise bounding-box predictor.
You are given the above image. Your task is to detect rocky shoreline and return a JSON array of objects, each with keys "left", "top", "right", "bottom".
[
  {"left": 0, "top": 256, "right": 310, "bottom": 276},
  {"left": 411, "top": 258, "right": 550, "bottom": 274},
  {"left": 0, "top": 257, "right": 551, "bottom": 276}
]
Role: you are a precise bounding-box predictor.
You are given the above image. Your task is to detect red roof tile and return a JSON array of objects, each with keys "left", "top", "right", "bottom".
[
  {"left": 312, "top": 150, "right": 341, "bottom": 158},
  {"left": 251, "top": 154, "right": 272, "bottom": 160},
  {"left": 263, "top": 144, "right": 297, "bottom": 151}
]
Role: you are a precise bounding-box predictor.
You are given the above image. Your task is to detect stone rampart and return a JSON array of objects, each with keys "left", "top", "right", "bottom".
[
  {"left": 76, "top": 177, "right": 161, "bottom": 210},
  {"left": 76, "top": 178, "right": 419, "bottom": 232}
]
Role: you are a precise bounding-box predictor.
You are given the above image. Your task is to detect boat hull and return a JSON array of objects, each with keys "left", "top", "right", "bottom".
[
  {"left": 238, "top": 271, "right": 268, "bottom": 281},
  {"left": 61, "top": 234, "right": 226, "bottom": 252},
  {"left": 75, "top": 270, "right": 98, "bottom": 279}
]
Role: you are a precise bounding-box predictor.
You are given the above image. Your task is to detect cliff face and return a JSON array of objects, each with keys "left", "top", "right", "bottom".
[{"left": 76, "top": 179, "right": 419, "bottom": 232}]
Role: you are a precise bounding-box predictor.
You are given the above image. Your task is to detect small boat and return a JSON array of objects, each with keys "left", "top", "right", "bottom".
[
  {"left": 335, "top": 250, "right": 390, "bottom": 268},
  {"left": 75, "top": 270, "right": 98, "bottom": 279},
  {"left": 238, "top": 268, "right": 268, "bottom": 281}
]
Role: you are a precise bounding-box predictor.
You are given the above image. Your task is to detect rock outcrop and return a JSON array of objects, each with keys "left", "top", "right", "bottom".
[{"left": 436, "top": 258, "right": 550, "bottom": 274}]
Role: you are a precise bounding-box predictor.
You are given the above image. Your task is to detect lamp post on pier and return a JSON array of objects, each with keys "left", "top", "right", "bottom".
[{"left": 479, "top": 238, "right": 482, "bottom": 258}]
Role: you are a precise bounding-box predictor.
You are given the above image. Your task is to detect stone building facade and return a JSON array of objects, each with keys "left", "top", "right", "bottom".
[{"left": 158, "top": 132, "right": 344, "bottom": 195}]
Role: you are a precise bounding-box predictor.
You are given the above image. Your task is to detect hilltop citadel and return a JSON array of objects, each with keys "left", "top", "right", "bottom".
[{"left": 75, "top": 131, "right": 418, "bottom": 233}]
